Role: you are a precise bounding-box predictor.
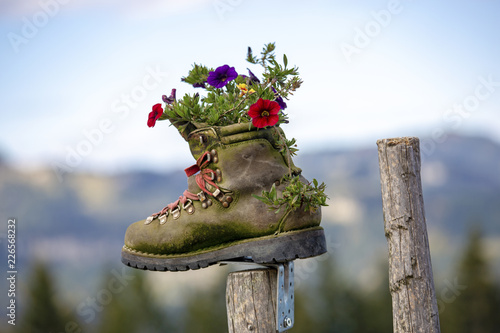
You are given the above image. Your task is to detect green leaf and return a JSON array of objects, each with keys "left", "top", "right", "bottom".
[
  {"left": 252, "top": 194, "right": 266, "bottom": 201},
  {"left": 269, "top": 183, "right": 277, "bottom": 200},
  {"left": 283, "top": 54, "right": 288, "bottom": 68}
]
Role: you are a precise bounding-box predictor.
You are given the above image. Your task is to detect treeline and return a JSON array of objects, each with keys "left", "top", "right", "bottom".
[{"left": 7, "top": 228, "right": 500, "bottom": 333}]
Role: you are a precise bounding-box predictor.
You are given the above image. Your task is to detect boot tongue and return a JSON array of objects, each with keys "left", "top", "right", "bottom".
[{"left": 187, "top": 175, "right": 201, "bottom": 194}]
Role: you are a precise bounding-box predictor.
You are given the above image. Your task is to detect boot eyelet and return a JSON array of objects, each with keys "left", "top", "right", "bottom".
[
  {"left": 182, "top": 199, "right": 192, "bottom": 210},
  {"left": 213, "top": 188, "right": 222, "bottom": 198},
  {"left": 197, "top": 191, "right": 207, "bottom": 201},
  {"left": 182, "top": 200, "right": 195, "bottom": 215},
  {"left": 211, "top": 149, "right": 218, "bottom": 163},
  {"left": 144, "top": 216, "right": 154, "bottom": 225},
  {"left": 159, "top": 214, "right": 168, "bottom": 225},
  {"left": 172, "top": 206, "right": 181, "bottom": 220},
  {"left": 215, "top": 169, "right": 222, "bottom": 182}
]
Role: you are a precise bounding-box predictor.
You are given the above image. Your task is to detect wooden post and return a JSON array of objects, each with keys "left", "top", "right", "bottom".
[
  {"left": 226, "top": 268, "right": 277, "bottom": 333},
  {"left": 377, "top": 137, "right": 441, "bottom": 333}
]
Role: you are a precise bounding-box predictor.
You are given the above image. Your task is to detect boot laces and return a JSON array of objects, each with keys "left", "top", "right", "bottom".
[{"left": 147, "top": 151, "right": 220, "bottom": 222}]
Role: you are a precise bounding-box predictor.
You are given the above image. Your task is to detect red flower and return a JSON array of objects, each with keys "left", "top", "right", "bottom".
[
  {"left": 247, "top": 98, "right": 280, "bottom": 128},
  {"left": 147, "top": 103, "right": 163, "bottom": 128}
]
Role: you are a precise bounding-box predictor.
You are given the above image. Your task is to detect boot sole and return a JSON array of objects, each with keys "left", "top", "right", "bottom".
[{"left": 121, "top": 227, "right": 327, "bottom": 272}]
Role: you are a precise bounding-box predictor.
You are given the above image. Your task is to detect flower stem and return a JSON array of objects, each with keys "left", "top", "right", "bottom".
[
  {"left": 221, "top": 80, "right": 273, "bottom": 123},
  {"left": 219, "top": 93, "right": 250, "bottom": 120}
]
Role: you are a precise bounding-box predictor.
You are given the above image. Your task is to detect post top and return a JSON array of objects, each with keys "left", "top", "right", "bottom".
[{"left": 376, "top": 137, "right": 419, "bottom": 147}]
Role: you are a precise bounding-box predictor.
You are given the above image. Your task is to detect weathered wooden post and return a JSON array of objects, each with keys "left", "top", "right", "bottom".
[
  {"left": 377, "top": 137, "right": 441, "bottom": 333},
  {"left": 226, "top": 262, "right": 294, "bottom": 333},
  {"left": 226, "top": 268, "right": 277, "bottom": 332}
]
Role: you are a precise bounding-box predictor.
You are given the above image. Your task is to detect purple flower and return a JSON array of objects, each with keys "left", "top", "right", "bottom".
[
  {"left": 272, "top": 88, "right": 287, "bottom": 110},
  {"left": 162, "top": 88, "right": 176, "bottom": 104},
  {"left": 247, "top": 68, "right": 260, "bottom": 83},
  {"left": 193, "top": 82, "right": 206, "bottom": 88},
  {"left": 207, "top": 65, "right": 238, "bottom": 88}
]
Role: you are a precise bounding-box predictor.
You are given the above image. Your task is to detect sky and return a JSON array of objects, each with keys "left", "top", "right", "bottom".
[{"left": 1, "top": 0, "right": 500, "bottom": 175}]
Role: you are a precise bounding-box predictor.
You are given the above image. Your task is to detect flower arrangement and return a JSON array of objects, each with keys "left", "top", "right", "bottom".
[
  {"left": 147, "top": 43, "right": 302, "bottom": 129},
  {"left": 147, "top": 43, "right": 328, "bottom": 213}
]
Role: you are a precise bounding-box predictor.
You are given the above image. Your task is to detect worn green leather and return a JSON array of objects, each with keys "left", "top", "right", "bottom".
[{"left": 123, "top": 123, "right": 321, "bottom": 257}]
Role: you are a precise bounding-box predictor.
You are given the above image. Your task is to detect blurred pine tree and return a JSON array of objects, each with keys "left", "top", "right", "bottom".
[
  {"left": 292, "top": 255, "right": 392, "bottom": 333},
  {"left": 355, "top": 261, "right": 393, "bottom": 333},
  {"left": 439, "top": 226, "right": 500, "bottom": 333},
  {"left": 19, "top": 261, "right": 80, "bottom": 333},
  {"left": 182, "top": 274, "right": 228, "bottom": 333},
  {"left": 96, "top": 268, "right": 176, "bottom": 333}
]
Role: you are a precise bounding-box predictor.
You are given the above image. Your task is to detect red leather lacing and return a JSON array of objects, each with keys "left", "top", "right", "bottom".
[{"left": 151, "top": 151, "right": 220, "bottom": 218}]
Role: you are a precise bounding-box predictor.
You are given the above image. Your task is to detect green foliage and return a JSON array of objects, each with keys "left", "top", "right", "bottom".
[
  {"left": 160, "top": 43, "right": 301, "bottom": 128},
  {"left": 246, "top": 42, "right": 276, "bottom": 67},
  {"left": 246, "top": 43, "right": 302, "bottom": 99},
  {"left": 253, "top": 175, "right": 328, "bottom": 215},
  {"left": 180, "top": 63, "right": 210, "bottom": 87}
]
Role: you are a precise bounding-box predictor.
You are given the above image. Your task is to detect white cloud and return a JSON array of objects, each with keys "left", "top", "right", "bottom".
[{"left": 0, "top": 0, "right": 213, "bottom": 20}]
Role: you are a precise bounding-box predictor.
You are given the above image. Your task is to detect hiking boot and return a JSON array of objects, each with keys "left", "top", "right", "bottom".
[{"left": 121, "top": 122, "right": 327, "bottom": 271}]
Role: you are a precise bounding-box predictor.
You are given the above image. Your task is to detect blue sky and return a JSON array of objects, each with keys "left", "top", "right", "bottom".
[{"left": 1, "top": 0, "right": 500, "bottom": 175}]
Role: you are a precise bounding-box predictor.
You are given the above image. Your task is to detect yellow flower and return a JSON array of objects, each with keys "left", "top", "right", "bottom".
[{"left": 237, "top": 83, "right": 255, "bottom": 97}]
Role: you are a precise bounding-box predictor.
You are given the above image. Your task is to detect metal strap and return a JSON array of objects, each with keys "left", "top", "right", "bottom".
[{"left": 276, "top": 261, "right": 294, "bottom": 331}]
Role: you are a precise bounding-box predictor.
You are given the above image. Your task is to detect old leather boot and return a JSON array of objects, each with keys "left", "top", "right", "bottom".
[{"left": 121, "top": 122, "right": 327, "bottom": 271}]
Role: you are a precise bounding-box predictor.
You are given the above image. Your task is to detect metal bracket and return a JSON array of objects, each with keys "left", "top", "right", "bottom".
[
  {"left": 220, "top": 259, "right": 294, "bottom": 332},
  {"left": 274, "top": 261, "right": 295, "bottom": 332}
]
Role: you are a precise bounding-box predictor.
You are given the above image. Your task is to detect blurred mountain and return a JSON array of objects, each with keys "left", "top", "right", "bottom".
[
  {"left": 297, "top": 134, "right": 500, "bottom": 281},
  {"left": 0, "top": 133, "right": 499, "bottom": 299}
]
